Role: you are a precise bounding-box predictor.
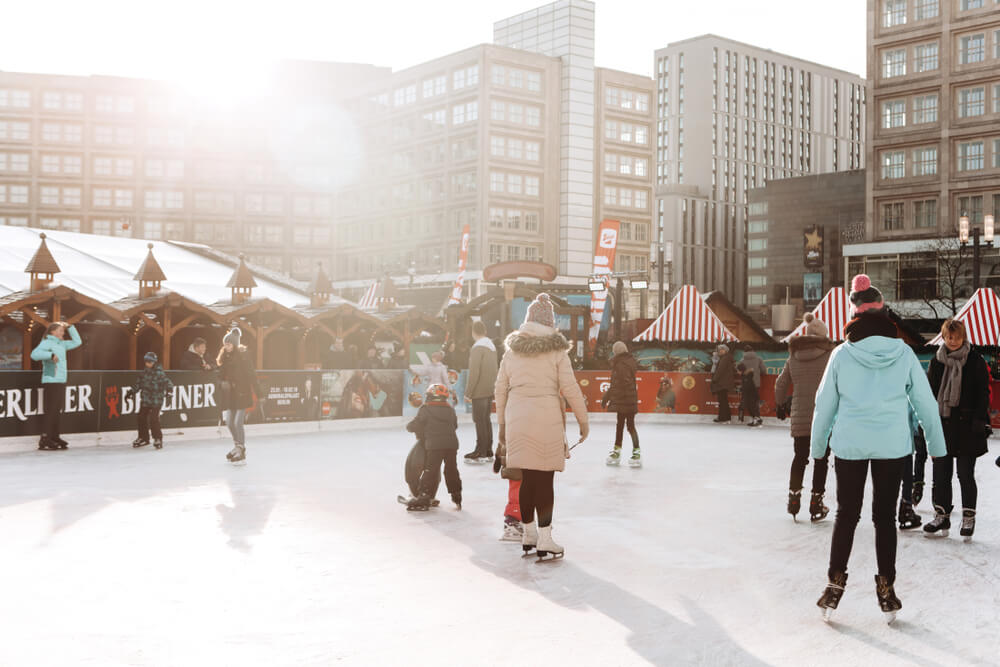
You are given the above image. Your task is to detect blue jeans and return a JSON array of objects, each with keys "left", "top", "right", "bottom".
[{"left": 225, "top": 409, "right": 246, "bottom": 446}]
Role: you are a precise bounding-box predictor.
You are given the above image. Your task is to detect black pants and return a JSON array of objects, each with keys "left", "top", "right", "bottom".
[
  {"left": 743, "top": 384, "right": 760, "bottom": 419},
  {"left": 715, "top": 391, "right": 731, "bottom": 421},
  {"left": 520, "top": 469, "right": 555, "bottom": 528},
  {"left": 418, "top": 449, "right": 461, "bottom": 498},
  {"left": 42, "top": 383, "right": 65, "bottom": 440},
  {"left": 137, "top": 406, "right": 163, "bottom": 442},
  {"left": 913, "top": 431, "right": 928, "bottom": 485},
  {"left": 471, "top": 397, "right": 493, "bottom": 456},
  {"left": 614, "top": 411, "right": 639, "bottom": 449},
  {"left": 931, "top": 455, "right": 978, "bottom": 512},
  {"left": 829, "top": 456, "right": 906, "bottom": 581},
  {"left": 789, "top": 435, "right": 831, "bottom": 494}
]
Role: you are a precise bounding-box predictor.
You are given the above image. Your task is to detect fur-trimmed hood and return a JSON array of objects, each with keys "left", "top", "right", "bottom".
[
  {"left": 789, "top": 335, "right": 836, "bottom": 362},
  {"left": 504, "top": 325, "right": 571, "bottom": 356}
]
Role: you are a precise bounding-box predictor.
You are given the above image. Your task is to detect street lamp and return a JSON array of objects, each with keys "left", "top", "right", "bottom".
[
  {"left": 959, "top": 212, "right": 995, "bottom": 289},
  {"left": 588, "top": 278, "right": 607, "bottom": 292}
]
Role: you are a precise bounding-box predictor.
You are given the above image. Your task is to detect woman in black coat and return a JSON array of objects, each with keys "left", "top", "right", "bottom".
[
  {"left": 924, "top": 319, "right": 990, "bottom": 540},
  {"left": 216, "top": 328, "right": 260, "bottom": 463},
  {"left": 601, "top": 341, "right": 640, "bottom": 466}
]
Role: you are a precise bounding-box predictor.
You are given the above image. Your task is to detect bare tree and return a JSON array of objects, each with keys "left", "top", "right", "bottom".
[{"left": 918, "top": 237, "right": 971, "bottom": 318}]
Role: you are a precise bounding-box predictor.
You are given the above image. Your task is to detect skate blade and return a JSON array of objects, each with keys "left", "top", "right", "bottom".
[
  {"left": 963, "top": 535, "right": 973, "bottom": 543},
  {"left": 521, "top": 547, "right": 537, "bottom": 557},
  {"left": 924, "top": 530, "right": 948, "bottom": 538},
  {"left": 884, "top": 610, "right": 897, "bottom": 624},
  {"left": 535, "top": 551, "right": 564, "bottom": 563},
  {"left": 606, "top": 460, "right": 621, "bottom": 466},
  {"left": 821, "top": 607, "right": 835, "bottom": 623},
  {"left": 229, "top": 460, "right": 247, "bottom": 466}
]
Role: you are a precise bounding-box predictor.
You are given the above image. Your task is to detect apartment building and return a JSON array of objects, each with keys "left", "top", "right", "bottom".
[
  {"left": 653, "top": 35, "right": 866, "bottom": 307},
  {"left": 0, "top": 63, "right": 383, "bottom": 280},
  {"left": 849, "top": 0, "right": 1000, "bottom": 304}
]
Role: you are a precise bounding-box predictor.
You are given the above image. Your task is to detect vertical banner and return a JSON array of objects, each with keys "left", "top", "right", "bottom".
[
  {"left": 588, "top": 219, "right": 621, "bottom": 352},
  {"left": 448, "top": 224, "right": 471, "bottom": 306},
  {"left": 358, "top": 281, "right": 379, "bottom": 309},
  {"left": 804, "top": 225, "right": 823, "bottom": 269}
]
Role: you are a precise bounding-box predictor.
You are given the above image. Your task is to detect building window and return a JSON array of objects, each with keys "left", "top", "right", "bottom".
[
  {"left": 882, "top": 49, "right": 906, "bottom": 77},
  {"left": 748, "top": 275, "right": 767, "bottom": 287},
  {"left": 489, "top": 207, "right": 504, "bottom": 228},
  {"left": 958, "top": 87, "right": 985, "bottom": 117},
  {"left": 915, "top": 0, "right": 938, "bottom": 19},
  {"left": 525, "top": 141, "right": 540, "bottom": 161},
  {"left": 93, "top": 188, "right": 112, "bottom": 207},
  {"left": 525, "top": 106, "right": 540, "bottom": 127},
  {"left": 994, "top": 139, "right": 1000, "bottom": 167},
  {"left": 525, "top": 212, "right": 539, "bottom": 232},
  {"left": 914, "top": 43, "right": 939, "bottom": 72},
  {"left": 957, "top": 140, "right": 984, "bottom": 171},
  {"left": 959, "top": 195, "right": 984, "bottom": 224},
  {"left": 41, "top": 187, "right": 60, "bottom": 206},
  {"left": 525, "top": 176, "right": 539, "bottom": 197},
  {"left": 506, "top": 210, "right": 520, "bottom": 229},
  {"left": 491, "top": 100, "right": 504, "bottom": 121},
  {"left": 748, "top": 221, "right": 769, "bottom": 233},
  {"left": 509, "top": 70, "right": 523, "bottom": 89},
  {"left": 882, "top": 0, "right": 906, "bottom": 27},
  {"left": 881, "top": 150, "right": 905, "bottom": 179},
  {"left": 507, "top": 174, "right": 521, "bottom": 195},
  {"left": 114, "top": 189, "right": 133, "bottom": 208},
  {"left": 635, "top": 190, "right": 648, "bottom": 209},
  {"left": 882, "top": 100, "right": 906, "bottom": 128},
  {"left": 527, "top": 72, "right": 541, "bottom": 92},
  {"left": 914, "top": 200, "right": 938, "bottom": 228},
  {"left": 489, "top": 244, "right": 502, "bottom": 264},
  {"left": 912, "top": 94, "right": 938, "bottom": 124},
  {"left": 882, "top": 202, "right": 904, "bottom": 230},
  {"left": 959, "top": 34, "right": 986, "bottom": 64},
  {"left": 912, "top": 147, "right": 938, "bottom": 176},
  {"left": 749, "top": 294, "right": 767, "bottom": 305},
  {"left": 490, "top": 172, "right": 504, "bottom": 193},
  {"left": 748, "top": 239, "right": 767, "bottom": 251},
  {"left": 748, "top": 257, "right": 767, "bottom": 269},
  {"left": 961, "top": 0, "right": 984, "bottom": 9}
]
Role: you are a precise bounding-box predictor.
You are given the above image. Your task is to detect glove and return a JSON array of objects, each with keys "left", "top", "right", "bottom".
[{"left": 493, "top": 454, "right": 502, "bottom": 474}]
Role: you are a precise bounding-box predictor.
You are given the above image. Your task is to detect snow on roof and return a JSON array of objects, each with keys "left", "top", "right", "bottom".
[{"left": 0, "top": 227, "right": 351, "bottom": 309}]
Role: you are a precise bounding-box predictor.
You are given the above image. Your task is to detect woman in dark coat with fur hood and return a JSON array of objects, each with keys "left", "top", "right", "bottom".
[{"left": 602, "top": 340, "right": 640, "bottom": 465}]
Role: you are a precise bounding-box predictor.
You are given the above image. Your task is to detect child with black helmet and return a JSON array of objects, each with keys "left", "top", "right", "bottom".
[{"left": 405, "top": 383, "right": 462, "bottom": 511}]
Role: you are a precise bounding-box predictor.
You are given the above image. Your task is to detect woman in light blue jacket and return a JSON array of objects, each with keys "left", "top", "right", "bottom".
[
  {"left": 812, "top": 275, "right": 946, "bottom": 623},
  {"left": 30, "top": 321, "right": 82, "bottom": 450}
]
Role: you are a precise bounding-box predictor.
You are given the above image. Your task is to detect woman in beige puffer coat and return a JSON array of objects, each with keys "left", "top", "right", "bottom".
[
  {"left": 495, "top": 293, "right": 589, "bottom": 558},
  {"left": 775, "top": 313, "right": 836, "bottom": 521}
]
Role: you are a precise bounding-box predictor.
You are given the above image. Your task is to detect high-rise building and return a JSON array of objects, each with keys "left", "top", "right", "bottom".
[
  {"left": 653, "top": 35, "right": 866, "bottom": 306},
  {"left": 848, "top": 0, "right": 1000, "bottom": 308}
]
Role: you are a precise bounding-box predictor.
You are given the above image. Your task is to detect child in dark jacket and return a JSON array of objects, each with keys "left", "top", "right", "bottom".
[
  {"left": 406, "top": 383, "right": 462, "bottom": 511},
  {"left": 132, "top": 351, "right": 174, "bottom": 449}
]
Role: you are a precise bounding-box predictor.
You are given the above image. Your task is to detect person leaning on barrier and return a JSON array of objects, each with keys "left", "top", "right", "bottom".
[{"left": 179, "top": 337, "right": 214, "bottom": 371}]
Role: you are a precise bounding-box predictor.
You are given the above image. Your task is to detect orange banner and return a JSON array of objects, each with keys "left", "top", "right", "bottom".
[{"left": 588, "top": 219, "right": 620, "bottom": 352}]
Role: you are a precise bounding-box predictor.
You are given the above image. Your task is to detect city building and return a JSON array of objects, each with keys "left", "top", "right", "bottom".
[
  {"left": 848, "top": 0, "right": 1000, "bottom": 313},
  {"left": 653, "top": 35, "right": 866, "bottom": 307},
  {"left": 0, "top": 63, "right": 385, "bottom": 281},
  {"left": 747, "top": 170, "right": 865, "bottom": 321}
]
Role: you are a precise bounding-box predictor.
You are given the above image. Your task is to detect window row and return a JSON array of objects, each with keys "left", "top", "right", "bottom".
[
  {"left": 604, "top": 87, "right": 650, "bottom": 113},
  {"left": 488, "top": 243, "right": 540, "bottom": 264},
  {"left": 618, "top": 221, "right": 649, "bottom": 243},
  {"left": 489, "top": 135, "right": 541, "bottom": 161},
  {"left": 602, "top": 186, "right": 649, "bottom": 210},
  {"left": 604, "top": 120, "right": 648, "bottom": 146},
  {"left": 491, "top": 66, "right": 542, "bottom": 93},
  {"left": 7, "top": 122, "right": 186, "bottom": 147},
  {"left": 603, "top": 153, "right": 649, "bottom": 178},
  {"left": 880, "top": 199, "right": 940, "bottom": 230},
  {"left": 957, "top": 138, "right": 1000, "bottom": 172},
  {"left": 879, "top": 146, "right": 939, "bottom": 179},
  {"left": 451, "top": 101, "right": 479, "bottom": 125},
  {"left": 489, "top": 100, "right": 542, "bottom": 127},
  {"left": 880, "top": 0, "right": 939, "bottom": 28},
  {"left": 488, "top": 171, "right": 540, "bottom": 197},
  {"left": 880, "top": 93, "right": 938, "bottom": 129},
  {"left": 0, "top": 152, "right": 30, "bottom": 173},
  {"left": 614, "top": 253, "right": 648, "bottom": 273},
  {"left": 881, "top": 41, "right": 938, "bottom": 78},
  {"left": 487, "top": 207, "right": 541, "bottom": 232}
]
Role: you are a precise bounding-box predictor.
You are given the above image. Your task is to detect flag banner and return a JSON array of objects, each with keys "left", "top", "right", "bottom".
[
  {"left": 588, "top": 220, "right": 621, "bottom": 351},
  {"left": 448, "top": 224, "right": 471, "bottom": 306},
  {"left": 358, "top": 281, "right": 379, "bottom": 309}
]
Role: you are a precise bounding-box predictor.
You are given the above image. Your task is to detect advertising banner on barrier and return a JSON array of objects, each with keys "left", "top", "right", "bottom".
[
  {"left": 99, "top": 371, "right": 221, "bottom": 432},
  {"left": 0, "top": 371, "right": 102, "bottom": 437},
  {"left": 246, "top": 371, "right": 322, "bottom": 423},
  {"left": 320, "top": 370, "right": 404, "bottom": 420},
  {"left": 402, "top": 368, "right": 469, "bottom": 417}
]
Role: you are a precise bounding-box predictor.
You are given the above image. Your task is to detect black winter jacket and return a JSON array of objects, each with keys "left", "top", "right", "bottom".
[
  {"left": 604, "top": 353, "right": 639, "bottom": 413},
  {"left": 217, "top": 348, "right": 259, "bottom": 411},
  {"left": 406, "top": 402, "right": 459, "bottom": 451},
  {"left": 928, "top": 348, "right": 991, "bottom": 458},
  {"left": 710, "top": 353, "right": 736, "bottom": 393}
]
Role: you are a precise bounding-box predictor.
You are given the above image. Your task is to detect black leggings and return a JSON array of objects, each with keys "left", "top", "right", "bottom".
[
  {"left": 931, "top": 455, "right": 978, "bottom": 512},
  {"left": 520, "top": 469, "right": 555, "bottom": 528},
  {"left": 789, "top": 435, "right": 830, "bottom": 494},
  {"left": 614, "top": 411, "right": 639, "bottom": 449},
  {"left": 42, "top": 383, "right": 65, "bottom": 439}
]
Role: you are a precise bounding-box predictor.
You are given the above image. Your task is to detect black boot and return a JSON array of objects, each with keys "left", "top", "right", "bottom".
[
  {"left": 960, "top": 509, "right": 976, "bottom": 540},
  {"left": 38, "top": 436, "right": 59, "bottom": 451},
  {"left": 810, "top": 493, "right": 830, "bottom": 522},
  {"left": 875, "top": 574, "right": 901, "bottom": 623},
  {"left": 817, "top": 571, "right": 848, "bottom": 621},
  {"left": 407, "top": 494, "right": 433, "bottom": 511},
  {"left": 787, "top": 490, "right": 802, "bottom": 518},
  {"left": 911, "top": 481, "right": 924, "bottom": 506},
  {"left": 898, "top": 500, "right": 922, "bottom": 530},
  {"left": 923, "top": 505, "right": 951, "bottom": 538}
]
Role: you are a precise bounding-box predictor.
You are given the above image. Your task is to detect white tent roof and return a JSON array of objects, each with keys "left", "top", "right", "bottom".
[
  {"left": 634, "top": 285, "right": 737, "bottom": 343},
  {"left": 0, "top": 226, "right": 351, "bottom": 309}
]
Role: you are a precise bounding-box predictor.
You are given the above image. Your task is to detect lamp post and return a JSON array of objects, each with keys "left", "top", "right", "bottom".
[{"left": 959, "top": 212, "right": 995, "bottom": 289}]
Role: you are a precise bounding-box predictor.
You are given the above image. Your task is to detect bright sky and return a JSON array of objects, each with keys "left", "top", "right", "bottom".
[{"left": 2, "top": 0, "right": 867, "bottom": 85}]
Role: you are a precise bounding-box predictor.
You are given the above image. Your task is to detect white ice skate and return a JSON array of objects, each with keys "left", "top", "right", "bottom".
[
  {"left": 535, "top": 525, "right": 564, "bottom": 562},
  {"left": 227, "top": 445, "right": 246, "bottom": 465},
  {"left": 628, "top": 448, "right": 642, "bottom": 468},
  {"left": 521, "top": 521, "right": 538, "bottom": 556},
  {"left": 606, "top": 448, "right": 622, "bottom": 466}
]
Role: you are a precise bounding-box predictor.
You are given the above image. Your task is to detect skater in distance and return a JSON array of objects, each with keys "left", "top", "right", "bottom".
[
  {"left": 739, "top": 344, "right": 766, "bottom": 428},
  {"left": 811, "top": 274, "right": 946, "bottom": 623},
  {"left": 464, "top": 320, "right": 498, "bottom": 463},
  {"left": 924, "top": 318, "right": 991, "bottom": 541},
  {"left": 494, "top": 293, "right": 589, "bottom": 561},
  {"left": 405, "top": 383, "right": 462, "bottom": 511},
  {"left": 602, "top": 340, "right": 641, "bottom": 467},
  {"left": 30, "top": 320, "right": 82, "bottom": 451},
  {"left": 216, "top": 328, "right": 260, "bottom": 464},
  {"left": 131, "top": 351, "right": 173, "bottom": 450},
  {"left": 710, "top": 344, "right": 736, "bottom": 423}
]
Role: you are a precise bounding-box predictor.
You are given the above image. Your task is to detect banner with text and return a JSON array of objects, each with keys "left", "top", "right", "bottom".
[{"left": 587, "top": 219, "right": 620, "bottom": 352}]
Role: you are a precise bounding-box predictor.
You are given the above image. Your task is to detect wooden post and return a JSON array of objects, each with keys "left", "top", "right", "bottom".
[
  {"left": 22, "top": 326, "right": 32, "bottom": 370},
  {"left": 297, "top": 329, "right": 307, "bottom": 369},
  {"left": 51, "top": 299, "right": 61, "bottom": 324},
  {"left": 162, "top": 306, "right": 172, "bottom": 369},
  {"left": 129, "top": 333, "right": 137, "bottom": 370},
  {"left": 256, "top": 322, "right": 265, "bottom": 369}
]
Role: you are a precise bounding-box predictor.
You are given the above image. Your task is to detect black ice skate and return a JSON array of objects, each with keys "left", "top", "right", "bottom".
[
  {"left": 809, "top": 493, "right": 829, "bottom": 522},
  {"left": 38, "top": 436, "right": 59, "bottom": 451},
  {"left": 817, "top": 571, "right": 848, "bottom": 622},
  {"left": 787, "top": 490, "right": 802, "bottom": 520},
  {"left": 54, "top": 437, "right": 69, "bottom": 449},
  {"left": 960, "top": 509, "right": 976, "bottom": 541},
  {"left": 898, "top": 500, "right": 921, "bottom": 530},
  {"left": 923, "top": 506, "right": 951, "bottom": 538},
  {"left": 406, "top": 495, "right": 433, "bottom": 511},
  {"left": 911, "top": 481, "right": 924, "bottom": 506},
  {"left": 875, "top": 574, "right": 901, "bottom": 624},
  {"left": 397, "top": 495, "right": 440, "bottom": 507},
  {"left": 228, "top": 445, "right": 246, "bottom": 465},
  {"left": 132, "top": 437, "right": 150, "bottom": 448}
]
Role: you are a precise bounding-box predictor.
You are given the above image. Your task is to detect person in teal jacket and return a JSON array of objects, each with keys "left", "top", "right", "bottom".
[
  {"left": 30, "top": 321, "right": 83, "bottom": 450},
  {"left": 812, "top": 275, "right": 946, "bottom": 623}
]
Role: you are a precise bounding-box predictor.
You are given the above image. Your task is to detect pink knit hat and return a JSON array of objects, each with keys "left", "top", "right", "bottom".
[
  {"left": 849, "top": 274, "right": 884, "bottom": 314},
  {"left": 525, "top": 293, "right": 556, "bottom": 328}
]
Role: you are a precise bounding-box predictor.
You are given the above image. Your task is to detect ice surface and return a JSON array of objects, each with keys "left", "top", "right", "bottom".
[{"left": 0, "top": 421, "right": 997, "bottom": 666}]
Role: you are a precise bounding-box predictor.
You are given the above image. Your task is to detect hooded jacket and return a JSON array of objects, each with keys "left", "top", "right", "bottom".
[
  {"left": 774, "top": 336, "right": 836, "bottom": 438},
  {"left": 494, "top": 322, "right": 588, "bottom": 472},
  {"left": 740, "top": 350, "right": 767, "bottom": 389},
  {"left": 406, "top": 401, "right": 459, "bottom": 451},
  {"left": 465, "top": 336, "right": 498, "bottom": 399},
  {"left": 811, "top": 336, "right": 946, "bottom": 460},
  {"left": 30, "top": 326, "right": 82, "bottom": 384},
  {"left": 604, "top": 352, "right": 639, "bottom": 413},
  {"left": 132, "top": 363, "right": 174, "bottom": 409}
]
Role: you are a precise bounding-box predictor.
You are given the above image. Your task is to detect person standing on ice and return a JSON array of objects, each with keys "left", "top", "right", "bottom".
[
  {"left": 31, "top": 320, "right": 82, "bottom": 451},
  {"left": 923, "top": 318, "right": 990, "bottom": 541},
  {"left": 602, "top": 340, "right": 640, "bottom": 466},
  {"left": 405, "top": 383, "right": 462, "bottom": 511},
  {"left": 216, "top": 328, "right": 259, "bottom": 464},
  {"left": 710, "top": 344, "right": 736, "bottom": 423},
  {"left": 775, "top": 313, "right": 835, "bottom": 521},
  {"left": 494, "top": 293, "right": 589, "bottom": 560},
  {"left": 812, "top": 274, "right": 946, "bottom": 623},
  {"left": 131, "top": 351, "right": 173, "bottom": 449},
  {"left": 740, "top": 344, "right": 766, "bottom": 427},
  {"left": 464, "top": 320, "right": 498, "bottom": 463}
]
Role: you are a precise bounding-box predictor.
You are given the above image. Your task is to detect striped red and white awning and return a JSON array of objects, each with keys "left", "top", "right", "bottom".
[
  {"left": 929, "top": 287, "right": 1000, "bottom": 345},
  {"left": 783, "top": 287, "right": 850, "bottom": 342},
  {"left": 358, "top": 281, "right": 379, "bottom": 310},
  {"left": 634, "top": 285, "right": 737, "bottom": 343}
]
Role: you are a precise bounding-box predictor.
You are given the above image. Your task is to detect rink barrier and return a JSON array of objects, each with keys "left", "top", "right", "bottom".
[{"left": 1, "top": 369, "right": 998, "bottom": 441}]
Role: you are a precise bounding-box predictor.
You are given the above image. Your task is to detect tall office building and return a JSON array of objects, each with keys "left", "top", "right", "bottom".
[
  {"left": 847, "top": 0, "right": 1000, "bottom": 305},
  {"left": 653, "top": 35, "right": 865, "bottom": 306}
]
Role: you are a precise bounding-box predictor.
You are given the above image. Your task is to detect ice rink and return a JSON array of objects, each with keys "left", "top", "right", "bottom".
[{"left": 0, "top": 420, "right": 997, "bottom": 666}]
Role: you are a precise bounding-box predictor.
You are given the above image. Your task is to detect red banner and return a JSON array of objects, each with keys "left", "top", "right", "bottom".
[
  {"left": 588, "top": 219, "right": 620, "bottom": 352},
  {"left": 448, "top": 224, "right": 471, "bottom": 306}
]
